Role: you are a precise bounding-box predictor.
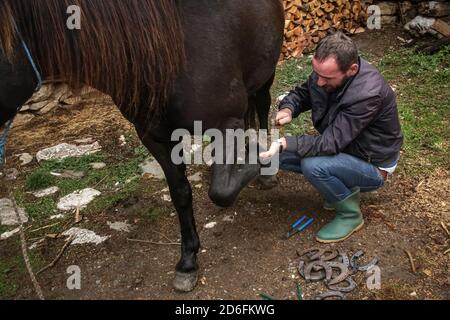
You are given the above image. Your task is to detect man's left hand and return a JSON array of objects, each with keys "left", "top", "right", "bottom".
[{"left": 259, "top": 138, "right": 287, "bottom": 159}]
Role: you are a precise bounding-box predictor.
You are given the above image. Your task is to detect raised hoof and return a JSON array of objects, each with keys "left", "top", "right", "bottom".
[
  {"left": 256, "top": 174, "right": 278, "bottom": 190},
  {"left": 173, "top": 271, "right": 199, "bottom": 292}
]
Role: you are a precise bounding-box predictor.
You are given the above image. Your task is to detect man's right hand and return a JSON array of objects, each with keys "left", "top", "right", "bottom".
[{"left": 275, "top": 108, "right": 293, "bottom": 127}]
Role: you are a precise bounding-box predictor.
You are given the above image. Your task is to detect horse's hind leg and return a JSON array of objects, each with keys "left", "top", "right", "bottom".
[
  {"left": 255, "top": 73, "right": 275, "bottom": 130},
  {"left": 137, "top": 133, "right": 200, "bottom": 292},
  {"left": 254, "top": 73, "right": 279, "bottom": 189}
]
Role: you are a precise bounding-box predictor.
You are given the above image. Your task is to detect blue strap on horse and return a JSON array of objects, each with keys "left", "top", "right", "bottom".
[{"left": 0, "top": 34, "right": 42, "bottom": 166}]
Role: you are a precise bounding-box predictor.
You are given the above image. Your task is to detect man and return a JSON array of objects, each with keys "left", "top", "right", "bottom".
[{"left": 261, "top": 32, "right": 403, "bottom": 243}]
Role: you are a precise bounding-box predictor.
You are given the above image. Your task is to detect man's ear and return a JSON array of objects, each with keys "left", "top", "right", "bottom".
[{"left": 347, "top": 63, "right": 359, "bottom": 77}]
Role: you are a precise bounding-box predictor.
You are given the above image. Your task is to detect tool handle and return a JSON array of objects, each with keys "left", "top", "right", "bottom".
[
  {"left": 291, "top": 216, "right": 307, "bottom": 229},
  {"left": 298, "top": 218, "right": 314, "bottom": 232}
]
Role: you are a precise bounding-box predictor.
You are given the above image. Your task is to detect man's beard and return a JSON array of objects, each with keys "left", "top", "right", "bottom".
[{"left": 323, "top": 75, "right": 350, "bottom": 93}]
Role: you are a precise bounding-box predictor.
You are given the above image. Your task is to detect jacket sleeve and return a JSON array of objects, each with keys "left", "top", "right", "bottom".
[
  {"left": 279, "top": 75, "right": 313, "bottom": 118},
  {"left": 285, "top": 95, "right": 382, "bottom": 157}
]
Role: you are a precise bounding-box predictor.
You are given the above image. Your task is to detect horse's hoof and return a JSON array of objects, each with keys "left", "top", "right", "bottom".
[
  {"left": 173, "top": 271, "right": 198, "bottom": 292},
  {"left": 256, "top": 175, "right": 278, "bottom": 190}
]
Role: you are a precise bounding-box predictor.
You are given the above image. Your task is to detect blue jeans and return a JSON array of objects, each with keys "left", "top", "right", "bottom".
[{"left": 279, "top": 152, "right": 385, "bottom": 203}]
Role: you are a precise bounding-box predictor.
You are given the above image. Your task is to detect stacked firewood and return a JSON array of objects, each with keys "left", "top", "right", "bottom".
[{"left": 282, "top": 0, "right": 370, "bottom": 60}]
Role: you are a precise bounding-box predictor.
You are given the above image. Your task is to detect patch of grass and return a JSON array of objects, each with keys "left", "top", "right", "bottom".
[
  {"left": 275, "top": 57, "right": 313, "bottom": 95},
  {"left": 23, "top": 197, "right": 58, "bottom": 221},
  {"left": 0, "top": 250, "right": 44, "bottom": 299},
  {"left": 142, "top": 207, "right": 161, "bottom": 223},
  {"left": 0, "top": 258, "right": 19, "bottom": 298},
  {"left": 274, "top": 57, "right": 315, "bottom": 137},
  {"left": 379, "top": 46, "right": 450, "bottom": 175},
  {"left": 25, "top": 170, "right": 56, "bottom": 191},
  {"left": 18, "top": 151, "right": 147, "bottom": 222},
  {"left": 85, "top": 179, "right": 142, "bottom": 214}
]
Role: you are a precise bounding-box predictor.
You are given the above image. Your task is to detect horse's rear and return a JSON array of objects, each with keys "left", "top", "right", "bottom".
[
  {"left": 159, "top": 0, "right": 284, "bottom": 133},
  {"left": 132, "top": 0, "right": 284, "bottom": 291}
]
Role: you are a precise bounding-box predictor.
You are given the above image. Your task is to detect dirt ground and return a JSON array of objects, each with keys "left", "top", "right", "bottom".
[{"left": 1, "top": 27, "right": 449, "bottom": 300}]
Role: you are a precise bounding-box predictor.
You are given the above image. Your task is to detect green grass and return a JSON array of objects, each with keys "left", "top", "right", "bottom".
[
  {"left": 17, "top": 149, "right": 151, "bottom": 223},
  {"left": 0, "top": 249, "right": 43, "bottom": 299},
  {"left": 274, "top": 57, "right": 314, "bottom": 137},
  {"left": 379, "top": 46, "right": 450, "bottom": 174}
]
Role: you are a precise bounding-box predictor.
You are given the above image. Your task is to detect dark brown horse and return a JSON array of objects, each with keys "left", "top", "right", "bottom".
[{"left": 0, "top": 0, "right": 284, "bottom": 292}]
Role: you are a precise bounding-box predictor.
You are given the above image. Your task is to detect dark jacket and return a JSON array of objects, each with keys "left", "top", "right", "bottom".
[{"left": 279, "top": 57, "right": 403, "bottom": 167}]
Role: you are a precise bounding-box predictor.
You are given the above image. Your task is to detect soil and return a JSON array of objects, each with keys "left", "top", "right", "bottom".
[{"left": 1, "top": 26, "right": 449, "bottom": 300}]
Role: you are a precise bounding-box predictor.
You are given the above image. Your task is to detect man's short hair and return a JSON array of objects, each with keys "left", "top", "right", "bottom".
[{"left": 315, "top": 32, "right": 359, "bottom": 72}]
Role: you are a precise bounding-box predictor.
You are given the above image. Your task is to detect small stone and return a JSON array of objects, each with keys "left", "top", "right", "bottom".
[
  {"left": 222, "top": 215, "right": 235, "bottom": 223},
  {"left": 0, "top": 227, "right": 20, "bottom": 240},
  {"left": 11, "top": 114, "right": 35, "bottom": 128},
  {"left": 18, "top": 153, "right": 33, "bottom": 166},
  {"left": 36, "top": 142, "right": 102, "bottom": 162},
  {"left": 188, "top": 172, "right": 202, "bottom": 182},
  {"left": 62, "top": 227, "right": 110, "bottom": 245},
  {"left": 31, "top": 186, "right": 59, "bottom": 198},
  {"left": 107, "top": 221, "right": 132, "bottom": 233},
  {"left": 90, "top": 162, "right": 106, "bottom": 170},
  {"left": 0, "top": 198, "right": 28, "bottom": 225},
  {"left": 50, "top": 214, "right": 64, "bottom": 220},
  {"left": 140, "top": 159, "right": 165, "bottom": 180},
  {"left": 57, "top": 188, "right": 101, "bottom": 211},
  {"left": 51, "top": 170, "right": 85, "bottom": 179},
  {"left": 204, "top": 222, "right": 217, "bottom": 229},
  {"left": 5, "top": 168, "right": 19, "bottom": 180}
]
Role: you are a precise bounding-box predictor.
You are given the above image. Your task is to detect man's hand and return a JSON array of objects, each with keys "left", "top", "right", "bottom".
[
  {"left": 259, "top": 138, "right": 287, "bottom": 160},
  {"left": 276, "top": 108, "right": 293, "bottom": 127}
]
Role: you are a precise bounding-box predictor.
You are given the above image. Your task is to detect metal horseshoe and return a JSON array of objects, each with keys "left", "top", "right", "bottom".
[
  {"left": 315, "top": 291, "right": 345, "bottom": 300},
  {"left": 327, "top": 276, "right": 357, "bottom": 293},
  {"left": 304, "top": 260, "right": 332, "bottom": 283},
  {"left": 311, "top": 249, "right": 339, "bottom": 261},
  {"left": 327, "top": 261, "right": 350, "bottom": 285},
  {"left": 350, "top": 250, "right": 378, "bottom": 272},
  {"left": 297, "top": 247, "right": 323, "bottom": 260}
]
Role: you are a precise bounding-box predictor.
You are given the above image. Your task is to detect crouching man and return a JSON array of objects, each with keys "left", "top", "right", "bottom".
[{"left": 261, "top": 32, "right": 403, "bottom": 243}]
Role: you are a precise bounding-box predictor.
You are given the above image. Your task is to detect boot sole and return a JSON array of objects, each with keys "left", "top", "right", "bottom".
[{"left": 315, "top": 221, "right": 365, "bottom": 244}]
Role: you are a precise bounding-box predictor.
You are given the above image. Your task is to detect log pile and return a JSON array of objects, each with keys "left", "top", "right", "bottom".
[{"left": 282, "top": 0, "right": 370, "bottom": 60}]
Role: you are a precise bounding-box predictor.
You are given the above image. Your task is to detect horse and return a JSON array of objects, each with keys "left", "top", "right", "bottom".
[{"left": 0, "top": 0, "right": 284, "bottom": 292}]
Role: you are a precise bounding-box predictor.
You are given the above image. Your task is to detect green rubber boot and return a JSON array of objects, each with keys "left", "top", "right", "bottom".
[
  {"left": 323, "top": 201, "right": 335, "bottom": 211},
  {"left": 316, "top": 188, "right": 364, "bottom": 243}
]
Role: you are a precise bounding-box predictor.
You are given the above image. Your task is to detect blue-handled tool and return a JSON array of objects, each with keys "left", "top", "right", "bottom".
[{"left": 286, "top": 215, "right": 315, "bottom": 239}]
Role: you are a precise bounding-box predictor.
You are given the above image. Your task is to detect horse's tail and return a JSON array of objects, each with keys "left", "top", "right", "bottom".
[{"left": 0, "top": 2, "right": 16, "bottom": 58}]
